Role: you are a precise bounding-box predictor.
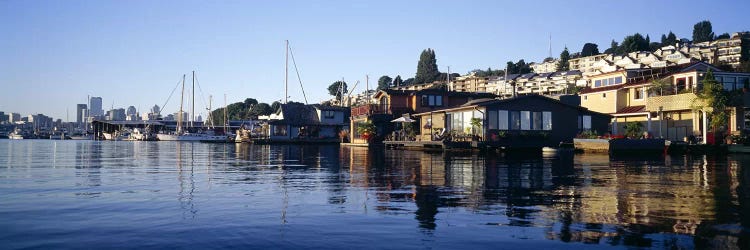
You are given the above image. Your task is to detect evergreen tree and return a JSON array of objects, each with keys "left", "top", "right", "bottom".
[
  {"left": 327, "top": 81, "right": 348, "bottom": 99},
  {"left": 620, "top": 33, "right": 649, "bottom": 53},
  {"left": 581, "top": 43, "right": 600, "bottom": 57},
  {"left": 377, "top": 75, "right": 392, "bottom": 90},
  {"left": 557, "top": 47, "right": 570, "bottom": 71},
  {"left": 392, "top": 75, "right": 403, "bottom": 87},
  {"left": 604, "top": 40, "right": 619, "bottom": 54},
  {"left": 694, "top": 70, "right": 728, "bottom": 133},
  {"left": 693, "top": 20, "right": 715, "bottom": 43},
  {"left": 271, "top": 101, "right": 281, "bottom": 112},
  {"left": 414, "top": 48, "right": 441, "bottom": 84},
  {"left": 716, "top": 33, "right": 730, "bottom": 40},
  {"left": 666, "top": 31, "right": 677, "bottom": 45},
  {"left": 660, "top": 34, "right": 668, "bottom": 44}
]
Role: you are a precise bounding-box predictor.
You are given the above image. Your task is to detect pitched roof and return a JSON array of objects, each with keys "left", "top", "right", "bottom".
[
  {"left": 273, "top": 103, "right": 320, "bottom": 125},
  {"left": 616, "top": 105, "right": 646, "bottom": 114}
]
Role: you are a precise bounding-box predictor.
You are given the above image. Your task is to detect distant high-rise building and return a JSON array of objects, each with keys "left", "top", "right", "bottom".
[
  {"left": 89, "top": 97, "right": 103, "bottom": 117},
  {"left": 106, "top": 108, "right": 126, "bottom": 121},
  {"left": 76, "top": 104, "right": 87, "bottom": 124},
  {"left": 0, "top": 111, "right": 6, "bottom": 123},
  {"left": 126, "top": 106, "right": 137, "bottom": 116},
  {"left": 9, "top": 113, "right": 21, "bottom": 123},
  {"left": 151, "top": 105, "right": 160, "bottom": 115}
]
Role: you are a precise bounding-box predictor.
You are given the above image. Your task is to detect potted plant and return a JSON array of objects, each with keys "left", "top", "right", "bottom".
[
  {"left": 470, "top": 118, "right": 482, "bottom": 141},
  {"left": 356, "top": 121, "right": 377, "bottom": 143}
]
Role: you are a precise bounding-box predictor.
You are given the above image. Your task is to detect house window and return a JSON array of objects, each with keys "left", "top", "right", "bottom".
[
  {"left": 510, "top": 111, "right": 520, "bottom": 130},
  {"left": 595, "top": 80, "right": 601, "bottom": 87},
  {"left": 498, "top": 110, "right": 509, "bottom": 130},
  {"left": 634, "top": 88, "right": 643, "bottom": 99},
  {"left": 273, "top": 125, "right": 287, "bottom": 136},
  {"left": 421, "top": 95, "right": 443, "bottom": 107},
  {"left": 602, "top": 93, "right": 607, "bottom": 98},
  {"left": 676, "top": 78, "right": 686, "bottom": 92},
  {"left": 520, "top": 111, "right": 531, "bottom": 130},
  {"left": 615, "top": 77, "right": 623, "bottom": 84},
  {"left": 488, "top": 111, "right": 497, "bottom": 129},
  {"left": 323, "top": 110, "right": 335, "bottom": 119},
  {"left": 542, "top": 112, "right": 552, "bottom": 130},
  {"left": 532, "top": 112, "right": 542, "bottom": 130},
  {"left": 584, "top": 95, "right": 588, "bottom": 100},
  {"left": 578, "top": 115, "right": 592, "bottom": 130}
]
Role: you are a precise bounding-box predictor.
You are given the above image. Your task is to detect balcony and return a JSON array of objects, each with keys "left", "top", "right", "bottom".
[
  {"left": 351, "top": 104, "right": 411, "bottom": 117},
  {"left": 646, "top": 92, "right": 701, "bottom": 112}
]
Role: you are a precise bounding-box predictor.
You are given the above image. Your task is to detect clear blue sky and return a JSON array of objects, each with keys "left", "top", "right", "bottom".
[{"left": 1, "top": 0, "right": 748, "bottom": 120}]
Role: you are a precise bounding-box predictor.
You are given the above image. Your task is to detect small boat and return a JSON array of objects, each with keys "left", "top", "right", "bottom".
[
  {"left": 9, "top": 128, "right": 24, "bottom": 140},
  {"left": 69, "top": 134, "right": 94, "bottom": 140},
  {"left": 130, "top": 127, "right": 157, "bottom": 141},
  {"left": 234, "top": 124, "right": 252, "bottom": 143}
]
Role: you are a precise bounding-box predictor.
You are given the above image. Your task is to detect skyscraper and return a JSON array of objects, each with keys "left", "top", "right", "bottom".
[
  {"left": 76, "top": 104, "right": 87, "bottom": 124},
  {"left": 89, "top": 97, "right": 103, "bottom": 117}
]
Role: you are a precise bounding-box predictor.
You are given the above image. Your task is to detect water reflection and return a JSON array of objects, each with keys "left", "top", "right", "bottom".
[
  {"left": 1, "top": 141, "right": 748, "bottom": 249},
  {"left": 336, "top": 146, "right": 749, "bottom": 248}
]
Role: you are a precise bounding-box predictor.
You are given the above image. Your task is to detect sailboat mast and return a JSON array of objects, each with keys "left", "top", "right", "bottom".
[
  {"left": 223, "top": 94, "right": 228, "bottom": 133},
  {"left": 285, "top": 40, "right": 289, "bottom": 104},
  {"left": 191, "top": 71, "right": 195, "bottom": 128},
  {"left": 178, "top": 74, "right": 186, "bottom": 134},
  {"left": 208, "top": 95, "right": 213, "bottom": 129}
]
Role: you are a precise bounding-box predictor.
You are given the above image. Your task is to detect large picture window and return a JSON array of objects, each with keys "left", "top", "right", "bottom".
[
  {"left": 510, "top": 111, "right": 520, "bottom": 130},
  {"left": 498, "top": 110, "right": 509, "bottom": 130},
  {"left": 543, "top": 112, "right": 552, "bottom": 130},
  {"left": 520, "top": 111, "right": 531, "bottom": 130},
  {"left": 532, "top": 112, "right": 542, "bottom": 130},
  {"left": 488, "top": 111, "right": 497, "bottom": 130}
]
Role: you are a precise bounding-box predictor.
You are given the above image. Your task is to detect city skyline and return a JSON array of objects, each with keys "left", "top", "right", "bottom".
[{"left": 2, "top": 0, "right": 749, "bottom": 119}]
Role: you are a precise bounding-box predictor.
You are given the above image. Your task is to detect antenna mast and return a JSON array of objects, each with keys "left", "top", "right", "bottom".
[{"left": 285, "top": 40, "right": 289, "bottom": 104}]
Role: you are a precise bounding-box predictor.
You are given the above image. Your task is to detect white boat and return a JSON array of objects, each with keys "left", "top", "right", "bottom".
[
  {"left": 157, "top": 132, "right": 229, "bottom": 142},
  {"left": 9, "top": 128, "right": 24, "bottom": 140},
  {"left": 130, "top": 127, "right": 157, "bottom": 141},
  {"left": 69, "top": 134, "right": 94, "bottom": 140},
  {"left": 156, "top": 72, "right": 230, "bottom": 142},
  {"left": 103, "top": 130, "right": 130, "bottom": 141},
  {"left": 234, "top": 125, "right": 252, "bottom": 143}
]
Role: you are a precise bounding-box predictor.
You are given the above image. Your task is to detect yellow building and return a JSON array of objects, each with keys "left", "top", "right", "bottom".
[{"left": 581, "top": 62, "right": 750, "bottom": 142}]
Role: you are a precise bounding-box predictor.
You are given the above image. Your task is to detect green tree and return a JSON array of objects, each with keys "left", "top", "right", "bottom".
[
  {"left": 327, "top": 81, "right": 348, "bottom": 99},
  {"left": 693, "top": 69, "right": 729, "bottom": 132},
  {"left": 666, "top": 31, "right": 677, "bottom": 45},
  {"left": 271, "top": 101, "right": 281, "bottom": 112},
  {"left": 619, "top": 33, "right": 650, "bottom": 53},
  {"left": 557, "top": 47, "right": 570, "bottom": 71},
  {"left": 414, "top": 48, "right": 441, "bottom": 84},
  {"left": 243, "top": 98, "right": 258, "bottom": 107},
  {"left": 693, "top": 20, "right": 715, "bottom": 43},
  {"left": 377, "top": 75, "right": 392, "bottom": 90},
  {"left": 648, "top": 78, "right": 672, "bottom": 96},
  {"left": 581, "top": 43, "right": 599, "bottom": 57},
  {"left": 392, "top": 75, "right": 403, "bottom": 87},
  {"left": 403, "top": 78, "right": 415, "bottom": 86},
  {"left": 251, "top": 103, "right": 274, "bottom": 116},
  {"left": 715, "top": 33, "right": 730, "bottom": 40},
  {"left": 624, "top": 122, "right": 643, "bottom": 139},
  {"left": 604, "top": 39, "right": 618, "bottom": 54}
]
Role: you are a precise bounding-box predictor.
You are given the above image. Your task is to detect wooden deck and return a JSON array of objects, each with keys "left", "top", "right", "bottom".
[{"left": 384, "top": 140, "right": 479, "bottom": 151}]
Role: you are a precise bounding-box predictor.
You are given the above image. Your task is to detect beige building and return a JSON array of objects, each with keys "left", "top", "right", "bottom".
[
  {"left": 530, "top": 59, "right": 560, "bottom": 73},
  {"left": 449, "top": 73, "right": 495, "bottom": 93},
  {"left": 581, "top": 62, "right": 750, "bottom": 142}
]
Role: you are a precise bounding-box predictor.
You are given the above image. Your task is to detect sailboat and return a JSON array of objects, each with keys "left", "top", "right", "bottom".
[{"left": 157, "top": 72, "right": 230, "bottom": 142}]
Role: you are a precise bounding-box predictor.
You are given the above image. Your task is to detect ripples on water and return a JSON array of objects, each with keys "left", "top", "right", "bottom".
[{"left": 0, "top": 140, "right": 748, "bottom": 249}]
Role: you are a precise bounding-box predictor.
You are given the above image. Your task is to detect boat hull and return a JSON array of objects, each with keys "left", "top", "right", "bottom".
[{"left": 157, "top": 133, "right": 229, "bottom": 142}]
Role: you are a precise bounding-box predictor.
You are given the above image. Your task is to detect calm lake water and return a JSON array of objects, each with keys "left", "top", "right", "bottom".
[{"left": 0, "top": 140, "right": 748, "bottom": 249}]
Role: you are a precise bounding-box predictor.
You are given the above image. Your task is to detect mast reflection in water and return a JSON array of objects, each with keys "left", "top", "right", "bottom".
[{"left": 0, "top": 141, "right": 748, "bottom": 249}]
